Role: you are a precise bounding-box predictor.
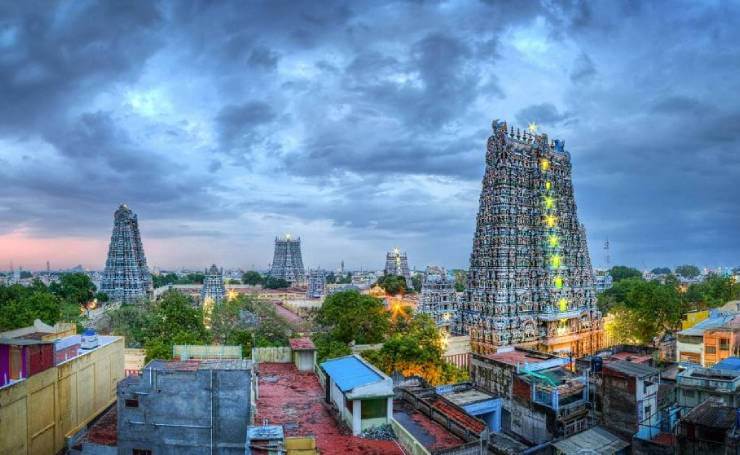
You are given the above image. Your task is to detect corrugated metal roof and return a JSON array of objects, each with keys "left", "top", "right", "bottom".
[
  {"left": 713, "top": 357, "right": 740, "bottom": 371},
  {"left": 604, "top": 360, "right": 658, "bottom": 378},
  {"left": 551, "top": 426, "right": 629, "bottom": 454},
  {"left": 678, "top": 313, "right": 735, "bottom": 336},
  {"left": 320, "top": 355, "right": 382, "bottom": 392}
]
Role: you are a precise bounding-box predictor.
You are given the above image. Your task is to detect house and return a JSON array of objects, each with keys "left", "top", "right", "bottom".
[
  {"left": 676, "top": 364, "right": 740, "bottom": 411},
  {"left": 601, "top": 360, "right": 660, "bottom": 441},
  {"left": 117, "top": 359, "right": 254, "bottom": 454},
  {"left": 319, "top": 355, "right": 394, "bottom": 436},
  {"left": 551, "top": 426, "right": 629, "bottom": 454},
  {"left": 0, "top": 338, "right": 55, "bottom": 387},
  {"left": 676, "top": 311, "right": 738, "bottom": 366},
  {"left": 677, "top": 398, "right": 740, "bottom": 454}
]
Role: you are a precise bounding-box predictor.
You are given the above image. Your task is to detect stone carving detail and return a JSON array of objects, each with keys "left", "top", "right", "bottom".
[{"left": 456, "top": 121, "right": 601, "bottom": 355}]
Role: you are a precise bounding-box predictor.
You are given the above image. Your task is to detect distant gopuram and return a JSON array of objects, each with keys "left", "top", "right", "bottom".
[
  {"left": 100, "top": 204, "right": 152, "bottom": 303},
  {"left": 306, "top": 269, "right": 327, "bottom": 298},
  {"left": 458, "top": 120, "right": 603, "bottom": 357},
  {"left": 384, "top": 248, "right": 412, "bottom": 289},
  {"left": 269, "top": 234, "right": 305, "bottom": 286},
  {"left": 200, "top": 264, "right": 226, "bottom": 304},
  {"left": 420, "top": 266, "right": 457, "bottom": 331}
]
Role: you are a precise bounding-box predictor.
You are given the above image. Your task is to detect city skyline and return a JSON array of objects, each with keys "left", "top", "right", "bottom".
[{"left": 1, "top": 1, "right": 739, "bottom": 271}]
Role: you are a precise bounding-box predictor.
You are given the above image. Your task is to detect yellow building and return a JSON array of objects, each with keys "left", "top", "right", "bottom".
[
  {"left": 0, "top": 335, "right": 124, "bottom": 454},
  {"left": 682, "top": 310, "right": 710, "bottom": 330}
]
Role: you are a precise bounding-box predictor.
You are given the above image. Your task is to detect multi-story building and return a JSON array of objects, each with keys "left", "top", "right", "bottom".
[
  {"left": 419, "top": 266, "right": 457, "bottom": 331},
  {"left": 117, "top": 359, "right": 254, "bottom": 454},
  {"left": 458, "top": 120, "right": 602, "bottom": 357},
  {"left": 677, "top": 311, "right": 738, "bottom": 366},
  {"left": 100, "top": 204, "right": 152, "bottom": 303},
  {"left": 600, "top": 360, "right": 660, "bottom": 440},
  {"left": 470, "top": 347, "right": 589, "bottom": 444},
  {"left": 593, "top": 269, "right": 613, "bottom": 294},
  {"left": 676, "top": 364, "right": 740, "bottom": 411},
  {"left": 268, "top": 234, "right": 306, "bottom": 286},
  {"left": 384, "top": 248, "right": 412, "bottom": 289},
  {"left": 0, "top": 329, "right": 124, "bottom": 455},
  {"left": 677, "top": 397, "right": 740, "bottom": 454},
  {"left": 306, "top": 269, "right": 327, "bottom": 298}
]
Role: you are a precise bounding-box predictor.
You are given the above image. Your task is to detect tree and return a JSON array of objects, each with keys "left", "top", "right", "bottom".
[
  {"left": 411, "top": 274, "right": 422, "bottom": 293},
  {"left": 325, "top": 272, "right": 336, "bottom": 284},
  {"left": 95, "top": 292, "right": 109, "bottom": 303},
  {"left": 452, "top": 269, "right": 467, "bottom": 293},
  {"left": 177, "top": 273, "right": 205, "bottom": 284},
  {"left": 0, "top": 282, "right": 81, "bottom": 331},
  {"left": 263, "top": 276, "right": 290, "bottom": 289},
  {"left": 241, "top": 271, "right": 263, "bottom": 286},
  {"left": 685, "top": 274, "right": 740, "bottom": 309},
  {"left": 20, "top": 271, "right": 32, "bottom": 279},
  {"left": 609, "top": 266, "right": 643, "bottom": 283},
  {"left": 49, "top": 272, "right": 96, "bottom": 306},
  {"left": 375, "top": 275, "right": 409, "bottom": 295},
  {"left": 141, "top": 290, "right": 209, "bottom": 361},
  {"left": 152, "top": 273, "right": 179, "bottom": 288},
  {"left": 675, "top": 265, "right": 701, "bottom": 279},
  {"left": 651, "top": 267, "right": 671, "bottom": 275},
  {"left": 316, "top": 290, "right": 390, "bottom": 344},
  {"left": 362, "top": 313, "right": 468, "bottom": 385},
  {"left": 600, "top": 277, "right": 685, "bottom": 344},
  {"left": 313, "top": 332, "right": 352, "bottom": 362},
  {"left": 210, "top": 295, "right": 253, "bottom": 343}
]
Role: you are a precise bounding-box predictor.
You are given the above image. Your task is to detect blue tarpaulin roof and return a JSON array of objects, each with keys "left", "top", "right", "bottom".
[
  {"left": 321, "top": 355, "right": 382, "bottom": 392},
  {"left": 713, "top": 357, "right": 740, "bottom": 371}
]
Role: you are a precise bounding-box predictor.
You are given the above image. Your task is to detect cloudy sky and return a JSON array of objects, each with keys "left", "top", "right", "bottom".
[{"left": 0, "top": 0, "right": 738, "bottom": 272}]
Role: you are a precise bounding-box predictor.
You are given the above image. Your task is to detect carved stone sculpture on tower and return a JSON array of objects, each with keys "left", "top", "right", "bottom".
[
  {"left": 100, "top": 204, "right": 152, "bottom": 303},
  {"left": 457, "top": 120, "right": 603, "bottom": 357},
  {"left": 269, "top": 234, "right": 306, "bottom": 286}
]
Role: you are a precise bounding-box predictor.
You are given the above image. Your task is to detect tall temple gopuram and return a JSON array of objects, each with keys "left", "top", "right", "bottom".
[
  {"left": 269, "top": 234, "right": 305, "bottom": 286},
  {"left": 200, "top": 264, "right": 226, "bottom": 304},
  {"left": 457, "top": 120, "right": 603, "bottom": 357},
  {"left": 419, "top": 266, "right": 457, "bottom": 331},
  {"left": 100, "top": 204, "right": 152, "bottom": 303},
  {"left": 384, "top": 248, "right": 413, "bottom": 289}
]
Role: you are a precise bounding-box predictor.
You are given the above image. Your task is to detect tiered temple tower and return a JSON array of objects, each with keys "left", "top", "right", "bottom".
[
  {"left": 200, "top": 264, "right": 226, "bottom": 304},
  {"left": 100, "top": 204, "right": 152, "bottom": 303},
  {"left": 306, "top": 269, "right": 327, "bottom": 298},
  {"left": 384, "top": 248, "right": 412, "bottom": 289},
  {"left": 458, "top": 120, "right": 602, "bottom": 357},
  {"left": 269, "top": 234, "right": 305, "bottom": 286},
  {"left": 420, "top": 266, "right": 457, "bottom": 331}
]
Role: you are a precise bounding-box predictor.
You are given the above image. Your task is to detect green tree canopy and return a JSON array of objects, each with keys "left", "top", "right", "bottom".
[
  {"left": 375, "top": 274, "right": 410, "bottom": 295},
  {"left": 263, "top": 276, "right": 290, "bottom": 289},
  {"left": 0, "top": 281, "right": 81, "bottom": 331},
  {"left": 49, "top": 272, "right": 96, "bottom": 306},
  {"left": 241, "top": 271, "right": 263, "bottom": 286},
  {"left": 152, "top": 273, "right": 179, "bottom": 288},
  {"left": 685, "top": 274, "right": 740, "bottom": 309},
  {"left": 316, "top": 290, "right": 389, "bottom": 344},
  {"left": 651, "top": 267, "right": 671, "bottom": 275},
  {"left": 675, "top": 264, "right": 701, "bottom": 279},
  {"left": 609, "top": 265, "right": 643, "bottom": 283}
]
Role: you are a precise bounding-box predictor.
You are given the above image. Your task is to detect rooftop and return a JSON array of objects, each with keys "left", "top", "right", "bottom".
[
  {"left": 604, "top": 360, "right": 659, "bottom": 378},
  {"left": 551, "top": 426, "right": 629, "bottom": 454},
  {"left": 683, "top": 398, "right": 737, "bottom": 429},
  {"left": 289, "top": 337, "right": 316, "bottom": 351},
  {"left": 678, "top": 312, "right": 737, "bottom": 336},
  {"left": 320, "top": 355, "right": 386, "bottom": 392},
  {"left": 256, "top": 363, "right": 403, "bottom": 454},
  {"left": 608, "top": 351, "right": 652, "bottom": 364},
  {"left": 713, "top": 357, "right": 740, "bottom": 372},
  {"left": 480, "top": 347, "right": 556, "bottom": 367},
  {"left": 393, "top": 400, "right": 464, "bottom": 451},
  {"left": 146, "top": 359, "right": 252, "bottom": 371},
  {"left": 73, "top": 405, "right": 117, "bottom": 448}
]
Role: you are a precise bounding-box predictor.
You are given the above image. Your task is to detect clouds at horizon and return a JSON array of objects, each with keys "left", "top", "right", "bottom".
[{"left": 0, "top": 0, "right": 738, "bottom": 271}]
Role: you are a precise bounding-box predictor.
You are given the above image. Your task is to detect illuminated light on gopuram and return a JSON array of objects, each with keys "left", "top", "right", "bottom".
[{"left": 457, "top": 120, "right": 602, "bottom": 357}]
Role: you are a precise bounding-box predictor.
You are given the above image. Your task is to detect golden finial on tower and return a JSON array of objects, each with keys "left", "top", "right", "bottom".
[{"left": 528, "top": 122, "right": 538, "bottom": 134}]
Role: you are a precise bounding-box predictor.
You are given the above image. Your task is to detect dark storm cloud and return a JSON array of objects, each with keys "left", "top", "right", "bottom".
[
  {"left": 0, "top": 0, "right": 738, "bottom": 269},
  {"left": 516, "top": 104, "right": 571, "bottom": 128}
]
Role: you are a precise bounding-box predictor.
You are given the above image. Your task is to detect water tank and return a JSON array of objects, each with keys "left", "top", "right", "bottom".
[{"left": 81, "top": 328, "right": 100, "bottom": 350}]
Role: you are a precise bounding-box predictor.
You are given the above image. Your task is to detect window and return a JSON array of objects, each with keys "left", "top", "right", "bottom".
[
  {"left": 125, "top": 399, "right": 139, "bottom": 408},
  {"left": 132, "top": 450, "right": 152, "bottom": 455},
  {"left": 720, "top": 339, "right": 730, "bottom": 350},
  {"left": 361, "top": 398, "right": 387, "bottom": 419},
  {"left": 683, "top": 389, "right": 695, "bottom": 398},
  {"left": 706, "top": 346, "right": 716, "bottom": 354}
]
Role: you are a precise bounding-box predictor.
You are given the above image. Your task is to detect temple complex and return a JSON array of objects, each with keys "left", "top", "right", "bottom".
[
  {"left": 306, "top": 269, "right": 326, "bottom": 298},
  {"left": 419, "top": 266, "right": 457, "bottom": 331},
  {"left": 100, "top": 204, "right": 152, "bottom": 303},
  {"left": 457, "top": 120, "right": 603, "bottom": 357},
  {"left": 384, "top": 248, "right": 412, "bottom": 289},
  {"left": 200, "top": 264, "right": 226, "bottom": 304},
  {"left": 269, "top": 234, "right": 306, "bottom": 286}
]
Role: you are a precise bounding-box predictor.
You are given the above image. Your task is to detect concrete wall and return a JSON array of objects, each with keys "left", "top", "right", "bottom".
[
  {"left": 293, "top": 350, "right": 315, "bottom": 371},
  {"left": 0, "top": 337, "right": 124, "bottom": 455},
  {"left": 117, "top": 365, "right": 252, "bottom": 455},
  {"left": 251, "top": 346, "right": 291, "bottom": 363}
]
